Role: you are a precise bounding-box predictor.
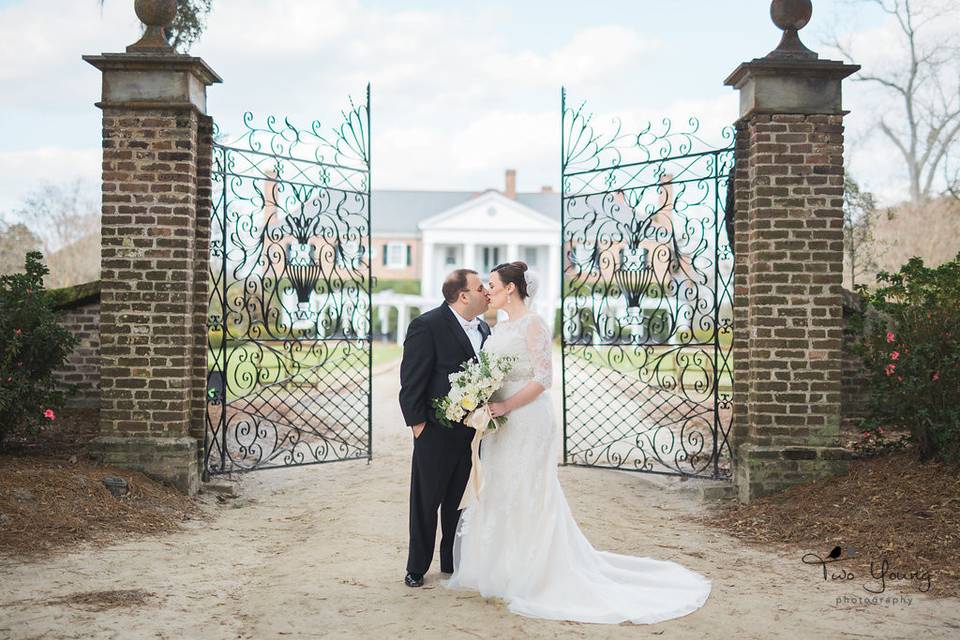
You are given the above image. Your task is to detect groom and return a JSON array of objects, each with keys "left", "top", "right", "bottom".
[{"left": 399, "top": 268, "right": 490, "bottom": 587}]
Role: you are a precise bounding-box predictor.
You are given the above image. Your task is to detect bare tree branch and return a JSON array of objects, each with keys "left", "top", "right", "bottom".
[{"left": 832, "top": 0, "right": 960, "bottom": 203}]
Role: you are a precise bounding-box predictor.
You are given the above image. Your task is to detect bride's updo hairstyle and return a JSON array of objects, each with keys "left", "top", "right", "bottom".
[{"left": 492, "top": 261, "right": 529, "bottom": 300}]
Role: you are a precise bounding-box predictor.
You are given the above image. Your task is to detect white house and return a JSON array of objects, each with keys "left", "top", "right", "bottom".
[
  {"left": 418, "top": 190, "right": 561, "bottom": 315},
  {"left": 371, "top": 170, "right": 561, "bottom": 341}
]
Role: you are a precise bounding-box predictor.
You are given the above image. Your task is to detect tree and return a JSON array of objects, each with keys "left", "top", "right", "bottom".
[
  {"left": 948, "top": 152, "right": 960, "bottom": 200},
  {"left": 843, "top": 174, "right": 880, "bottom": 288},
  {"left": 3, "top": 180, "right": 101, "bottom": 288},
  {"left": 0, "top": 222, "right": 42, "bottom": 277},
  {"left": 8, "top": 180, "right": 99, "bottom": 256},
  {"left": 832, "top": 0, "right": 960, "bottom": 204},
  {"left": 98, "top": 0, "right": 213, "bottom": 53}
]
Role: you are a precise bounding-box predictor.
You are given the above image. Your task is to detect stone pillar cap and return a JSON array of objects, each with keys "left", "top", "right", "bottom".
[
  {"left": 83, "top": 52, "right": 222, "bottom": 85},
  {"left": 83, "top": 52, "right": 222, "bottom": 113},
  {"left": 724, "top": 57, "right": 860, "bottom": 88},
  {"left": 725, "top": 56, "right": 860, "bottom": 118}
]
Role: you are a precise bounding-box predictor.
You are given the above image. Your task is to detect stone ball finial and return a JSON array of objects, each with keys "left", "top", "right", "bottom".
[
  {"left": 127, "top": 0, "right": 178, "bottom": 53},
  {"left": 135, "top": 0, "right": 178, "bottom": 28},
  {"left": 766, "top": 0, "right": 818, "bottom": 60},
  {"left": 771, "top": 0, "right": 813, "bottom": 32}
]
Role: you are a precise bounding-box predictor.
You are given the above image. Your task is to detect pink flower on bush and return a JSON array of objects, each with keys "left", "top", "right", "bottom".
[
  {"left": 885, "top": 363, "right": 896, "bottom": 376},
  {"left": 890, "top": 350, "right": 900, "bottom": 360},
  {"left": 886, "top": 331, "right": 895, "bottom": 343},
  {"left": 932, "top": 371, "right": 940, "bottom": 381},
  {"left": 897, "top": 375, "right": 903, "bottom": 382},
  {"left": 14, "top": 328, "right": 21, "bottom": 336},
  {"left": 43, "top": 409, "right": 56, "bottom": 420}
]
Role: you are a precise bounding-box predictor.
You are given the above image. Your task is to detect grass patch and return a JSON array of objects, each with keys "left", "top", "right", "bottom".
[
  {"left": 207, "top": 339, "right": 403, "bottom": 402},
  {"left": 563, "top": 343, "right": 734, "bottom": 395},
  {"left": 373, "top": 342, "right": 403, "bottom": 367}
]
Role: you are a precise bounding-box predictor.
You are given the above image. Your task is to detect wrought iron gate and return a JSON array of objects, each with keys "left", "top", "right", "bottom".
[
  {"left": 560, "top": 89, "right": 734, "bottom": 479},
  {"left": 204, "top": 88, "right": 372, "bottom": 476}
]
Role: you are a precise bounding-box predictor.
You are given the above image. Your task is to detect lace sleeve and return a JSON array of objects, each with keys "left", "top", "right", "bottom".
[{"left": 526, "top": 314, "right": 553, "bottom": 389}]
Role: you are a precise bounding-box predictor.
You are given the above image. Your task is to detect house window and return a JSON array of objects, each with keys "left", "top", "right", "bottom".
[
  {"left": 385, "top": 242, "right": 409, "bottom": 269},
  {"left": 444, "top": 246, "right": 457, "bottom": 266},
  {"left": 522, "top": 246, "right": 539, "bottom": 268},
  {"left": 481, "top": 246, "right": 501, "bottom": 274}
]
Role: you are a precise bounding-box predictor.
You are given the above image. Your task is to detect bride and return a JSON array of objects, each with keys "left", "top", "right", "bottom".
[{"left": 442, "top": 261, "right": 712, "bottom": 624}]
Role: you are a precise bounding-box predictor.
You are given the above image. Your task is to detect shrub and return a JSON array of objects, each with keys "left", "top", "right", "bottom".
[
  {"left": 852, "top": 253, "right": 960, "bottom": 463},
  {"left": 0, "top": 252, "right": 79, "bottom": 447},
  {"left": 372, "top": 278, "right": 420, "bottom": 295},
  {"left": 850, "top": 425, "right": 908, "bottom": 458}
]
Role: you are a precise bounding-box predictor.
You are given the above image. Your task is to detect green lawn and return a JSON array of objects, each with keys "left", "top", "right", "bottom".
[
  {"left": 562, "top": 343, "right": 734, "bottom": 395},
  {"left": 208, "top": 340, "right": 369, "bottom": 401},
  {"left": 372, "top": 342, "right": 403, "bottom": 367},
  {"left": 207, "top": 339, "right": 404, "bottom": 402}
]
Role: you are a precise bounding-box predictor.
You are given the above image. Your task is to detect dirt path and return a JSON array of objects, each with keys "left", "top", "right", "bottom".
[{"left": 1, "top": 367, "right": 958, "bottom": 639}]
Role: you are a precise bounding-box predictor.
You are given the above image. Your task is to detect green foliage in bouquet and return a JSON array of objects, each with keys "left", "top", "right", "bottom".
[
  {"left": 432, "top": 351, "right": 517, "bottom": 429},
  {"left": 0, "top": 252, "right": 79, "bottom": 447},
  {"left": 431, "top": 395, "right": 456, "bottom": 428},
  {"left": 851, "top": 253, "right": 960, "bottom": 463}
]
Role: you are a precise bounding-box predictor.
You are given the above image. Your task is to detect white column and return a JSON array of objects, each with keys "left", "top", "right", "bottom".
[
  {"left": 397, "top": 304, "right": 410, "bottom": 345},
  {"left": 421, "top": 241, "right": 435, "bottom": 300},
  {"left": 548, "top": 242, "right": 560, "bottom": 333},
  {"left": 463, "top": 242, "right": 477, "bottom": 271},
  {"left": 377, "top": 305, "right": 390, "bottom": 340},
  {"left": 507, "top": 242, "right": 519, "bottom": 263}
]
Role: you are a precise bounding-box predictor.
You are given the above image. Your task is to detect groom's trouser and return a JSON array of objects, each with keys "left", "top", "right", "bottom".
[{"left": 407, "top": 421, "right": 473, "bottom": 575}]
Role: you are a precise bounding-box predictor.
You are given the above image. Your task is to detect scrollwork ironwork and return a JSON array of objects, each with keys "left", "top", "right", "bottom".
[
  {"left": 560, "top": 88, "right": 734, "bottom": 479},
  {"left": 205, "top": 87, "right": 373, "bottom": 476}
]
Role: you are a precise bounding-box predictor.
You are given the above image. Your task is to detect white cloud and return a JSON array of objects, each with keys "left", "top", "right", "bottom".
[
  {"left": 193, "top": 2, "right": 663, "bottom": 192},
  {"left": 0, "top": 0, "right": 936, "bottom": 214},
  {"left": 0, "top": 1, "right": 134, "bottom": 108}
]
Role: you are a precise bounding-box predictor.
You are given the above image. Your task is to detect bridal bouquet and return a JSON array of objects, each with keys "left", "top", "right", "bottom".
[{"left": 432, "top": 351, "right": 517, "bottom": 432}]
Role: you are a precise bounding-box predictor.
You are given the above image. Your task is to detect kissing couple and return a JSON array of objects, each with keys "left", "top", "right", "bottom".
[{"left": 398, "top": 261, "right": 712, "bottom": 624}]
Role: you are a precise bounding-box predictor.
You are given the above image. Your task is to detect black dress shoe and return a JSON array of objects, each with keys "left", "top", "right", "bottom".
[{"left": 404, "top": 572, "right": 424, "bottom": 587}]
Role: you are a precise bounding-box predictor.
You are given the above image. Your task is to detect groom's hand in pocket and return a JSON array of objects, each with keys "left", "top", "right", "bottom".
[{"left": 411, "top": 423, "right": 426, "bottom": 439}]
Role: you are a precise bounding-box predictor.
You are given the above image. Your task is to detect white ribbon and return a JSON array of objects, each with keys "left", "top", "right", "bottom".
[{"left": 458, "top": 406, "right": 495, "bottom": 510}]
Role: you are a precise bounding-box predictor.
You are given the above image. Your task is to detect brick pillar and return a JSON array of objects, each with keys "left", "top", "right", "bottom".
[
  {"left": 192, "top": 116, "right": 214, "bottom": 445},
  {"left": 82, "top": 7, "right": 221, "bottom": 495},
  {"left": 724, "top": 1, "right": 859, "bottom": 502}
]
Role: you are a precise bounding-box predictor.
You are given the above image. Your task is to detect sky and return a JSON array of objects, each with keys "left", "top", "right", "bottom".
[{"left": 0, "top": 0, "right": 951, "bottom": 217}]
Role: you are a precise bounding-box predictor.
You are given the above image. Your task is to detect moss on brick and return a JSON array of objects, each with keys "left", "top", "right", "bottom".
[{"left": 46, "top": 280, "right": 102, "bottom": 311}]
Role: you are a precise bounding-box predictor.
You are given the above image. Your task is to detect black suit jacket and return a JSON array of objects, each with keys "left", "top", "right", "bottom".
[{"left": 398, "top": 304, "right": 491, "bottom": 431}]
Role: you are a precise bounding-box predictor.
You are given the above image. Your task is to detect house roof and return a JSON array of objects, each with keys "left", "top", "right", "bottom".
[
  {"left": 371, "top": 189, "right": 560, "bottom": 234},
  {"left": 418, "top": 190, "right": 560, "bottom": 231}
]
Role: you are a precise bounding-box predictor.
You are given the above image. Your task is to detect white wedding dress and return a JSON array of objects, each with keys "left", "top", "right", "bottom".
[{"left": 442, "top": 311, "right": 712, "bottom": 624}]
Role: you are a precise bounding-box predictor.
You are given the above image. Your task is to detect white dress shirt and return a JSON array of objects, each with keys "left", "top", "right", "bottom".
[{"left": 449, "top": 306, "right": 482, "bottom": 355}]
